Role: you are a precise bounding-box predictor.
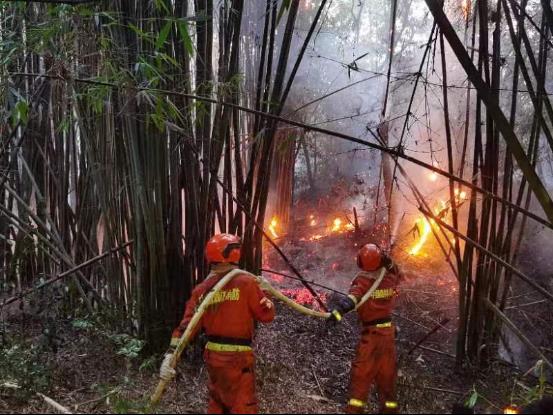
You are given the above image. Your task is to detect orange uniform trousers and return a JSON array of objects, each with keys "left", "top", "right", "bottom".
[
  {"left": 346, "top": 325, "right": 398, "bottom": 414},
  {"left": 204, "top": 349, "right": 257, "bottom": 414}
]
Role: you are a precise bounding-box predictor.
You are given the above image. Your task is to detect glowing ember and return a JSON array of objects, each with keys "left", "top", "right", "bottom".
[
  {"left": 269, "top": 217, "right": 279, "bottom": 238},
  {"left": 331, "top": 218, "right": 342, "bottom": 232},
  {"left": 503, "top": 405, "right": 520, "bottom": 414},
  {"left": 310, "top": 234, "right": 323, "bottom": 241},
  {"left": 281, "top": 288, "right": 328, "bottom": 310},
  {"left": 269, "top": 274, "right": 284, "bottom": 283}
]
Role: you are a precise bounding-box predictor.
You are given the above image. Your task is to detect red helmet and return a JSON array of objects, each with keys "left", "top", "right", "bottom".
[
  {"left": 357, "top": 243, "right": 382, "bottom": 271},
  {"left": 205, "top": 234, "right": 242, "bottom": 264}
]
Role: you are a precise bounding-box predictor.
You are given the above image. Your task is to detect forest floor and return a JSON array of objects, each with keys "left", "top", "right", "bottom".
[{"left": 1, "top": 230, "right": 543, "bottom": 414}]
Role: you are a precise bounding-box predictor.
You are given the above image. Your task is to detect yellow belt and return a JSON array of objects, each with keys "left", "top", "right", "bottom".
[
  {"left": 375, "top": 321, "right": 393, "bottom": 328},
  {"left": 205, "top": 342, "right": 252, "bottom": 353}
]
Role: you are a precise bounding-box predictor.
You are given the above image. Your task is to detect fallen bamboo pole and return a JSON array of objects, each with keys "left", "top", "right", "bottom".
[
  {"left": 37, "top": 393, "right": 72, "bottom": 414},
  {"left": 407, "top": 318, "right": 451, "bottom": 355}
]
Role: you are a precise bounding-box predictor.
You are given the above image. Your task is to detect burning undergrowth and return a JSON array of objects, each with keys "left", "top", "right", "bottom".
[{"left": 262, "top": 168, "right": 462, "bottom": 324}]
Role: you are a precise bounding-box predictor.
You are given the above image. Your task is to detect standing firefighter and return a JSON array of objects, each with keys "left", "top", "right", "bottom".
[
  {"left": 159, "top": 234, "right": 275, "bottom": 414},
  {"left": 329, "top": 243, "right": 402, "bottom": 414}
]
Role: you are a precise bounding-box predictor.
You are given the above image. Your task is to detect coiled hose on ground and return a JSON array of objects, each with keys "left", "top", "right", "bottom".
[{"left": 148, "top": 267, "right": 386, "bottom": 410}]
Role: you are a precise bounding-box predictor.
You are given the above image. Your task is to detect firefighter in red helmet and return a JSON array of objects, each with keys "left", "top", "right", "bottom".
[
  {"left": 160, "top": 234, "right": 275, "bottom": 414},
  {"left": 329, "top": 243, "right": 402, "bottom": 414}
]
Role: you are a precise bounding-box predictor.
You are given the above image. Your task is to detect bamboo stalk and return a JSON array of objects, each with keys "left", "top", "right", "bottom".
[
  {"left": 1, "top": 241, "right": 133, "bottom": 307},
  {"left": 10, "top": 72, "right": 553, "bottom": 231}
]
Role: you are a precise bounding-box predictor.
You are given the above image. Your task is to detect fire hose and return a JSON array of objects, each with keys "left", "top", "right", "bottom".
[
  {"left": 148, "top": 267, "right": 386, "bottom": 410},
  {"left": 255, "top": 267, "right": 386, "bottom": 319}
]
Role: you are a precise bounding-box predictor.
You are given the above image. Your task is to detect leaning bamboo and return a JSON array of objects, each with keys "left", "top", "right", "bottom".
[
  {"left": 10, "top": 73, "right": 553, "bottom": 232},
  {"left": 37, "top": 393, "right": 72, "bottom": 414},
  {"left": 1, "top": 241, "right": 133, "bottom": 307},
  {"left": 485, "top": 300, "right": 553, "bottom": 372}
]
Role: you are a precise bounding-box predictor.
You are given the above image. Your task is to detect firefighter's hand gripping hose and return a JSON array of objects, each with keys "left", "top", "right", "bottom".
[{"left": 148, "top": 267, "right": 386, "bottom": 411}]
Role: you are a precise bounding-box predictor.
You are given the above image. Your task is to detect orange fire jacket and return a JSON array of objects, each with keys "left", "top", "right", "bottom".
[
  {"left": 171, "top": 269, "right": 275, "bottom": 347},
  {"left": 348, "top": 266, "right": 402, "bottom": 323}
]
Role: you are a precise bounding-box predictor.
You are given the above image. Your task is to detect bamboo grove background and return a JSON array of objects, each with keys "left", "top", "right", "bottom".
[{"left": 1, "top": 0, "right": 553, "bottom": 371}]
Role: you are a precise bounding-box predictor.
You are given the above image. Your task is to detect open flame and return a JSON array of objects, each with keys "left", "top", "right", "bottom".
[
  {"left": 331, "top": 218, "right": 342, "bottom": 232},
  {"left": 409, "top": 190, "right": 468, "bottom": 256},
  {"left": 298, "top": 212, "right": 358, "bottom": 242},
  {"left": 503, "top": 406, "right": 520, "bottom": 415},
  {"left": 409, "top": 217, "right": 432, "bottom": 256},
  {"left": 269, "top": 217, "right": 279, "bottom": 239},
  {"left": 461, "top": 0, "right": 471, "bottom": 20}
]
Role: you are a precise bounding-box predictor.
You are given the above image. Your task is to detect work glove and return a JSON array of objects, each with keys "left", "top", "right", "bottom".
[
  {"left": 327, "top": 295, "right": 356, "bottom": 324},
  {"left": 159, "top": 351, "right": 176, "bottom": 382},
  {"left": 260, "top": 296, "right": 274, "bottom": 310},
  {"left": 381, "top": 254, "right": 395, "bottom": 272}
]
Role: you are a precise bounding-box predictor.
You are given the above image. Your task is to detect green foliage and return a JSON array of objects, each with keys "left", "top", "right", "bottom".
[
  {"left": 109, "top": 334, "right": 145, "bottom": 360},
  {"left": 109, "top": 394, "right": 147, "bottom": 414},
  {"left": 177, "top": 19, "right": 194, "bottom": 56},
  {"left": 277, "top": 0, "right": 292, "bottom": 25},
  {"left": 0, "top": 341, "right": 52, "bottom": 401},
  {"left": 153, "top": 0, "right": 171, "bottom": 14},
  {"left": 138, "top": 356, "right": 156, "bottom": 372},
  {"left": 11, "top": 99, "right": 28, "bottom": 127},
  {"left": 514, "top": 360, "right": 553, "bottom": 406},
  {"left": 71, "top": 316, "right": 144, "bottom": 360},
  {"left": 465, "top": 388, "right": 479, "bottom": 409},
  {"left": 79, "top": 82, "right": 111, "bottom": 114},
  {"left": 155, "top": 21, "right": 172, "bottom": 51},
  {"left": 71, "top": 318, "right": 94, "bottom": 330}
]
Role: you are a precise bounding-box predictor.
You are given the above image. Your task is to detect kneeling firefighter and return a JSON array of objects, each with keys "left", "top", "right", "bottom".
[
  {"left": 329, "top": 243, "right": 402, "bottom": 414},
  {"left": 160, "top": 234, "right": 275, "bottom": 414}
]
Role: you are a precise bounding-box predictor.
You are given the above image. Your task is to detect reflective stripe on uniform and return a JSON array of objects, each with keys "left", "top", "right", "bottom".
[
  {"left": 375, "top": 321, "right": 393, "bottom": 328},
  {"left": 332, "top": 309, "right": 343, "bottom": 321},
  {"left": 170, "top": 337, "right": 179, "bottom": 348},
  {"left": 385, "top": 401, "right": 398, "bottom": 409},
  {"left": 348, "top": 398, "right": 365, "bottom": 408},
  {"left": 348, "top": 294, "right": 358, "bottom": 305},
  {"left": 370, "top": 288, "right": 396, "bottom": 299},
  {"left": 206, "top": 341, "right": 252, "bottom": 353}
]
